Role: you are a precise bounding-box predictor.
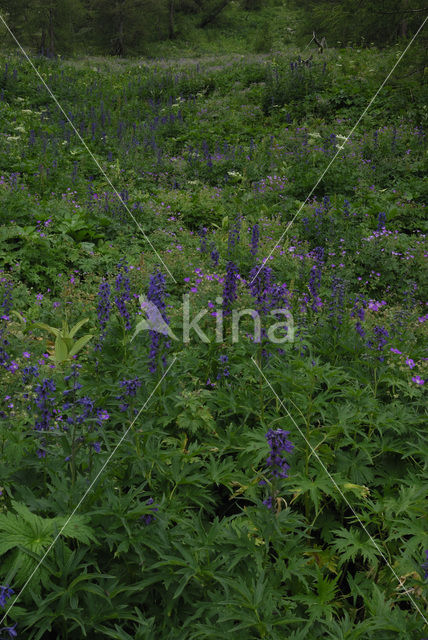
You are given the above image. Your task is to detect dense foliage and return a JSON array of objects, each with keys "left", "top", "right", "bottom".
[
  {"left": 0, "top": 0, "right": 426, "bottom": 57},
  {"left": 0, "top": 19, "right": 427, "bottom": 640},
  {"left": 0, "top": 0, "right": 268, "bottom": 57}
]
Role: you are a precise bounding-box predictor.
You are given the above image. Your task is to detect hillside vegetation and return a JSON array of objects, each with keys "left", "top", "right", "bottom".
[{"left": 0, "top": 2, "right": 427, "bottom": 638}]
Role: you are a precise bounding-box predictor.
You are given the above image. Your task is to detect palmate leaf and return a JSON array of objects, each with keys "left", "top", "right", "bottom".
[
  {"left": 290, "top": 472, "right": 340, "bottom": 513},
  {"left": 0, "top": 501, "right": 96, "bottom": 587},
  {"left": 294, "top": 568, "right": 340, "bottom": 621},
  {"left": 331, "top": 527, "right": 381, "bottom": 568}
]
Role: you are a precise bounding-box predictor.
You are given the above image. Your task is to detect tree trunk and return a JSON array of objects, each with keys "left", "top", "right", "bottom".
[
  {"left": 112, "top": 0, "right": 125, "bottom": 56},
  {"left": 48, "top": 7, "right": 55, "bottom": 56},
  {"left": 400, "top": 0, "right": 408, "bottom": 38},
  {"left": 199, "top": 0, "right": 231, "bottom": 29},
  {"left": 168, "top": 0, "right": 175, "bottom": 39},
  {"left": 40, "top": 26, "right": 46, "bottom": 56}
]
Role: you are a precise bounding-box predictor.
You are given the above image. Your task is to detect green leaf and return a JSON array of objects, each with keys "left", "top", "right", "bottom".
[
  {"left": 69, "top": 317, "right": 90, "bottom": 339},
  {"left": 54, "top": 334, "right": 69, "bottom": 363},
  {"left": 68, "top": 334, "right": 93, "bottom": 357},
  {"left": 34, "top": 321, "right": 61, "bottom": 338}
]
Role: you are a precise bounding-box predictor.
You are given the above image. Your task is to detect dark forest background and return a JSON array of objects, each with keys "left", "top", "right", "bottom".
[{"left": 0, "top": 0, "right": 426, "bottom": 58}]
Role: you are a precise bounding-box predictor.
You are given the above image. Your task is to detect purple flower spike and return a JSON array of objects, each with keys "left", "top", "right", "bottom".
[
  {"left": 421, "top": 550, "right": 428, "bottom": 579},
  {"left": 0, "top": 584, "right": 14, "bottom": 609},
  {"left": 114, "top": 259, "right": 131, "bottom": 330},
  {"left": 222, "top": 262, "right": 239, "bottom": 316},
  {"left": 250, "top": 223, "right": 259, "bottom": 257},
  {"left": 265, "top": 428, "right": 294, "bottom": 480},
  {"left": 147, "top": 269, "right": 170, "bottom": 373}
]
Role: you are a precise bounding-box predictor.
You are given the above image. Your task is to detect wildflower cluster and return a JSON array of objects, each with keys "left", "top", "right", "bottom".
[
  {"left": 248, "top": 265, "right": 290, "bottom": 317},
  {"left": 227, "top": 216, "right": 241, "bottom": 253},
  {"left": 222, "top": 261, "right": 239, "bottom": 316},
  {"left": 0, "top": 584, "right": 16, "bottom": 638},
  {"left": 350, "top": 295, "right": 367, "bottom": 338},
  {"left": 250, "top": 223, "right": 259, "bottom": 257},
  {"left": 141, "top": 497, "right": 159, "bottom": 525},
  {"left": 34, "top": 379, "right": 57, "bottom": 433},
  {"left": 210, "top": 243, "right": 219, "bottom": 267},
  {"left": 0, "top": 279, "right": 13, "bottom": 368},
  {"left": 265, "top": 429, "right": 294, "bottom": 480},
  {"left": 114, "top": 259, "right": 131, "bottom": 330},
  {"left": 422, "top": 550, "right": 428, "bottom": 580},
  {"left": 146, "top": 269, "right": 170, "bottom": 372},
  {"left": 308, "top": 248, "right": 323, "bottom": 311},
  {"left": 328, "top": 276, "right": 346, "bottom": 329},
  {"left": 96, "top": 278, "right": 112, "bottom": 349},
  {"left": 116, "top": 377, "right": 142, "bottom": 412},
  {"left": 261, "top": 428, "right": 294, "bottom": 509},
  {"left": 0, "top": 584, "right": 13, "bottom": 609}
]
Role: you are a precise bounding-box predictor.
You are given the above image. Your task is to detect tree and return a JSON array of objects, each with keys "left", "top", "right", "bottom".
[
  {"left": 0, "top": 0, "right": 85, "bottom": 55},
  {"left": 199, "top": 0, "right": 232, "bottom": 28},
  {"left": 89, "top": 0, "right": 169, "bottom": 55},
  {"left": 289, "top": 0, "right": 425, "bottom": 47}
]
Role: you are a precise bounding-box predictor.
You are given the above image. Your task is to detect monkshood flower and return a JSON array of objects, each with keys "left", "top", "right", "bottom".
[
  {"left": 0, "top": 584, "right": 13, "bottom": 609},
  {"left": 147, "top": 269, "right": 170, "bottom": 373},
  {"left": 198, "top": 227, "right": 207, "bottom": 253},
  {"left": 376, "top": 212, "right": 386, "bottom": 231},
  {"left": 367, "top": 326, "right": 389, "bottom": 362},
  {"left": 0, "top": 624, "right": 17, "bottom": 639},
  {"left": 343, "top": 199, "right": 351, "bottom": 217},
  {"left": 0, "top": 280, "right": 13, "bottom": 368},
  {"left": 263, "top": 496, "right": 274, "bottom": 509},
  {"left": 265, "top": 429, "right": 294, "bottom": 480},
  {"left": 34, "top": 379, "right": 57, "bottom": 431},
  {"left": 116, "top": 377, "right": 142, "bottom": 412},
  {"left": 261, "top": 429, "right": 294, "bottom": 510},
  {"left": 210, "top": 243, "right": 219, "bottom": 267},
  {"left": 307, "top": 247, "right": 324, "bottom": 311},
  {"left": 222, "top": 261, "right": 239, "bottom": 316},
  {"left": 328, "top": 276, "right": 345, "bottom": 328},
  {"left": 421, "top": 550, "right": 428, "bottom": 579},
  {"left": 114, "top": 259, "right": 131, "bottom": 330},
  {"left": 95, "top": 279, "right": 112, "bottom": 349},
  {"left": 250, "top": 223, "right": 259, "bottom": 257},
  {"left": 0, "top": 280, "right": 13, "bottom": 320},
  {"left": 217, "top": 354, "right": 230, "bottom": 380},
  {"left": 350, "top": 295, "right": 367, "bottom": 339},
  {"left": 21, "top": 366, "right": 39, "bottom": 384},
  {"left": 63, "top": 363, "right": 83, "bottom": 398},
  {"left": 248, "top": 264, "right": 274, "bottom": 315},
  {"left": 141, "top": 498, "right": 158, "bottom": 525},
  {"left": 0, "top": 335, "right": 9, "bottom": 368},
  {"left": 308, "top": 264, "right": 322, "bottom": 311},
  {"left": 61, "top": 366, "right": 107, "bottom": 453},
  {"left": 322, "top": 196, "right": 331, "bottom": 212},
  {"left": 227, "top": 216, "right": 241, "bottom": 253}
]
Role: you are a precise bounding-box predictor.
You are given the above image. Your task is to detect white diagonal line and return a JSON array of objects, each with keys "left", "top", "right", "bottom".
[
  {"left": 251, "top": 14, "right": 428, "bottom": 283},
  {"left": 251, "top": 355, "right": 428, "bottom": 625},
  {"left": 0, "top": 356, "right": 176, "bottom": 624},
  {"left": 0, "top": 13, "right": 176, "bottom": 284}
]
